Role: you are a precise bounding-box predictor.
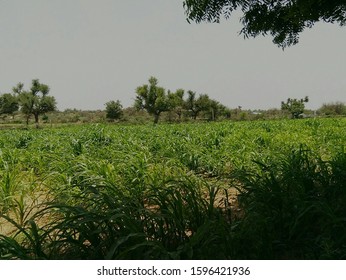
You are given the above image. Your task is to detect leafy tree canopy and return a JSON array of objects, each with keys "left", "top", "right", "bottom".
[
  {"left": 0, "top": 93, "right": 19, "bottom": 115},
  {"left": 183, "top": 0, "right": 346, "bottom": 48},
  {"left": 281, "top": 96, "right": 309, "bottom": 118},
  {"left": 167, "top": 89, "right": 185, "bottom": 120},
  {"left": 105, "top": 100, "right": 123, "bottom": 121},
  {"left": 17, "top": 79, "right": 57, "bottom": 127},
  {"left": 135, "top": 77, "right": 170, "bottom": 124}
]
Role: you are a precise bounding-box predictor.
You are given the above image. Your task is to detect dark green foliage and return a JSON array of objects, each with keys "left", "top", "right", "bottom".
[
  {"left": 17, "top": 79, "right": 57, "bottom": 127},
  {"left": 134, "top": 78, "right": 226, "bottom": 123},
  {"left": 15, "top": 134, "right": 33, "bottom": 149},
  {"left": 184, "top": 91, "right": 221, "bottom": 120},
  {"left": 167, "top": 89, "right": 185, "bottom": 121},
  {"left": 135, "top": 77, "right": 170, "bottom": 124},
  {"left": 281, "top": 96, "right": 309, "bottom": 118},
  {"left": 0, "top": 93, "right": 19, "bottom": 115},
  {"left": 183, "top": 0, "right": 346, "bottom": 48},
  {"left": 233, "top": 147, "right": 346, "bottom": 259},
  {"left": 105, "top": 100, "right": 123, "bottom": 121}
]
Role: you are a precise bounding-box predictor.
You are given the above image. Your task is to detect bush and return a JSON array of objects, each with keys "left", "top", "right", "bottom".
[{"left": 233, "top": 147, "right": 346, "bottom": 259}]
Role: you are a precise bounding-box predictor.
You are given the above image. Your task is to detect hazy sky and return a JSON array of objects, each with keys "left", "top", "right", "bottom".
[{"left": 1, "top": 0, "right": 345, "bottom": 111}]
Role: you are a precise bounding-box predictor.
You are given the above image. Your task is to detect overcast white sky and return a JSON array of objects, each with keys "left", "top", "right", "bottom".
[{"left": 1, "top": 0, "right": 345, "bottom": 111}]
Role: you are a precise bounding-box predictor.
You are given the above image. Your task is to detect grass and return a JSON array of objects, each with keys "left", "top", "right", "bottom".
[
  {"left": 0, "top": 118, "right": 345, "bottom": 259},
  {"left": 232, "top": 146, "right": 346, "bottom": 259}
]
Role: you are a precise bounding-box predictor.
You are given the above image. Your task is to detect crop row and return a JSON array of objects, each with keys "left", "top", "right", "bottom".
[{"left": 0, "top": 118, "right": 345, "bottom": 259}]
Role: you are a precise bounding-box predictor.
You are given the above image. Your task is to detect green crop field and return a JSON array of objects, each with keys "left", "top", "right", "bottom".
[{"left": 0, "top": 118, "right": 346, "bottom": 259}]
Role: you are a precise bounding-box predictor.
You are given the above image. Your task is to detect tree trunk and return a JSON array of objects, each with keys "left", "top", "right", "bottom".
[
  {"left": 153, "top": 113, "right": 160, "bottom": 124},
  {"left": 26, "top": 115, "right": 30, "bottom": 126},
  {"left": 34, "top": 113, "right": 39, "bottom": 128}
]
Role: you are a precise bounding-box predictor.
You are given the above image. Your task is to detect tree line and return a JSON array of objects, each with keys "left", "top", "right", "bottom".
[
  {"left": 105, "top": 76, "right": 231, "bottom": 124},
  {"left": 108, "top": 76, "right": 316, "bottom": 123},
  {"left": 132, "top": 76, "right": 230, "bottom": 124},
  {"left": 1, "top": 77, "right": 345, "bottom": 126},
  {"left": 0, "top": 79, "right": 56, "bottom": 128}
]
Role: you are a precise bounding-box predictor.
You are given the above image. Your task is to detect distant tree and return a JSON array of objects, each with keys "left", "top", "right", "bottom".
[
  {"left": 183, "top": 0, "right": 346, "bottom": 48},
  {"left": 135, "top": 77, "right": 170, "bottom": 124},
  {"left": 105, "top": 100, "right": 123, "bottom": 121},
  {"left": 19, "top": 92, "right": 35, "bottom": 125},
  {"left": 184, "top": 91, "right": 207, "bottom": 119},
  {"left": 184, "top": 90, "right": 198, "bottom": 119},
  {"left": 0, "top": 93, "right": 19, "bottom": 116},
  {"left": 167, "top": 89, "right": 185, "bottom": 121},
  {"left": 12, "top": 82, "right": 24, "bottom": 95},
  {"left": 184, "top": 91, "right": 214, "bottom": 120},
  {"left": 195, "top": 94, "right": 213, "bottom": 118},
  {"left": 206, "top": 99, "right": 227, "bottom": 121},
  {"left": 281, "top": 96, "right": 309, "bottom": 119},
  {"left": 219, "top": 105, "right": 231, "bottom": 119},
  {"left": 217, "top": 103, "right": 232, "bottom": 119},
  {"left": 18, "top": 79, "right": 57, "bottom": 127},
  {"left": 318, "top": 102, "right": 346, "bottom": 116}
]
